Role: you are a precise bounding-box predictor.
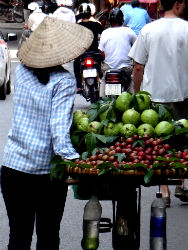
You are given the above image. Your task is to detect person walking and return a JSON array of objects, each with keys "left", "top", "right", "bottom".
[
  {"left": 128, "top": 0, "right": 188, "bottom": 206},
  {"left": 99, "top": 8, "right": 137, "bottom": 96},
  {"left": 0, "top": 16, "right": 93, "bottom": 250},
  {"left": 52, "top": 0, "right": 76, "bottom": 23},
  {"left": 123, "top": 0, "right": 151, "bottom": 35},
  {"left": 18, "top": 2, "right": 46, "bottom": 49},
  {"left": 74, "top": 3, "right": 103, "bottom": 92}
]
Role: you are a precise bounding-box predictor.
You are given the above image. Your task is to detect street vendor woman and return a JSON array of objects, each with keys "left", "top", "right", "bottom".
[{"left": 0, "top": 16, "right": 93, "bottom": 250}]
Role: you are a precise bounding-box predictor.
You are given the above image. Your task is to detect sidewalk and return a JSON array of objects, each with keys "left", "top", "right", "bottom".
[{"left": 0, "top": 18, "right": 24, "bottom": 30}]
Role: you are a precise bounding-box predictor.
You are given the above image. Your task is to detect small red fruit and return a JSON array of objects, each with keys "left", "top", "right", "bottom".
[
  {"left": 126, "top": 138, "right": 133, "bottom": 144},
  {"left": 145, "top": 155, "right": 152, "bottom": 160},
  {"left": 158, "top": 148, "right": 166, "bottom": 155},
  {"left": 164, "top": 144, "right": 170, "bottom": 150},
  {"left": 121, "top": 142, "right": 126, "bottom": 148},
  {"left": 109, "top": 156, "right": 115, "bottom": 162},
  {"left": 115, "top": 142, "right": 121, "bottom": 147},
  {"left": 97, "top": 154, "right": 103, "bottom": 160},
  {"left": 109, "top": 145, "right": 115, "bottom": 151},
  {"left": 132, "top": 134, "right": 139, "bottom": 140},
  {"left": 115, "top": 146, "right": 122, "bottom": 153}
]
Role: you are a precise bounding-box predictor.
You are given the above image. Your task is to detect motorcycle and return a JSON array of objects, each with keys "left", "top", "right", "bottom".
[
  {"left": 80, "top": 51, "right": 103, "bottom": 103},
  {"left": 104, "top": 69, "right": 131, "bottom": 96},
  {"left": 0, "top": 0, "right": 24, "bottom": 23}
]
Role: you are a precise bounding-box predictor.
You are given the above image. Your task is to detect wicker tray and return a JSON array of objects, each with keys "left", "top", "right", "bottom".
[{"left": 65, "top": 166, "right": 188, "bottom": 178}]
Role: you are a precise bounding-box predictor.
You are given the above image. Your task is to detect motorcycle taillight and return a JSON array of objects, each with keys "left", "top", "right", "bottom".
[
  {"left": 85, "top": 58, "right": 93, "bottom": 67},
  {"left": 105, "top": 73, "right": 121, "bottom": 83}
]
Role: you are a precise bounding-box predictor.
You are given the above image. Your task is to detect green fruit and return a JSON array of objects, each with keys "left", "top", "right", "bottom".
[
  {"left": 77, "top": 117, "right": 89, "bottom": 132},
  {"left": 177, "top": 119, "right": 188, "bottom": 128},
  {"left": 122, "top": 109, "right": 140, "bottom": 125},
  {"left": 115, "top": 92, "right": 132, "bottom": 112},
  {"left": 99, "top": 109, "right": 116, "bottom": 122},
  {"left": 116, "top": 122, "right": 124, "bottom": 130},
  {"left": 141, "top": 109, "right": 159, "bottom": 127},
  {"left": 73, "top": 110, "right": 88, "bottom": 126},
  {"left": 120, "top": 124, "right": 137, "bottom": 137},
  {"left": 137, "top": 123, "right": 154, "bottom": 137},
  {"left": 155, "top": 121, "right": 174, "bottom": 136},
  {"left": 136, "top": 93, "right": 151, "bottom": 112},
  {"left": 104, "top": 122, "right": 121, "bottom": 136},
  {"left": 88, "top": 121, "right": 103, "bottom": 134}
]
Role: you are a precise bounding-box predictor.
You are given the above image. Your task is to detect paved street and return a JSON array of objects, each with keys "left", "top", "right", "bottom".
[{"left": 0, "top": 23, "right": 188, "bottom": 250}]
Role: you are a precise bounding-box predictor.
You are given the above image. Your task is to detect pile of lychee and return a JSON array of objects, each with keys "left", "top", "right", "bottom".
[{"left": 74, "top": 134, "right": 188, "bottom": 169}]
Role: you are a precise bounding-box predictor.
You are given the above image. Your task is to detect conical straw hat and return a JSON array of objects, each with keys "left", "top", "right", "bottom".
[{"left": 17, "top": 16, "right": 94, "bottom": 68}]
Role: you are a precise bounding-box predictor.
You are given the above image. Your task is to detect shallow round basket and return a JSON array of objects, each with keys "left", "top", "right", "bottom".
[{"left": 65, "top": 166, "right": 188, "bottom": 178}]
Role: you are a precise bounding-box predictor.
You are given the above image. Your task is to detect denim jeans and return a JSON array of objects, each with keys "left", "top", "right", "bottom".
[{"left": 1, "top": 166, "right": 68, "bottom": 250}]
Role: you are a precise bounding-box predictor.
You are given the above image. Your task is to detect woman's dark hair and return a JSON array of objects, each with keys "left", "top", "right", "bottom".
[
  {"left": 31, "top": 65, "right": 64, "bottom": 85},
  {"left": 131, "top": 0, "right": 140, "bottom": 8}
]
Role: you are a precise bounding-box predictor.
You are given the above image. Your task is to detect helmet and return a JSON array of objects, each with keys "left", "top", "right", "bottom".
[
  {"left": 56, "top": 0, "right": 73, "bottom": 6},
  {"left": 28, "top": 2, "right": 39, "bottom": 11},
  {"left": 79, "top": 3, "right": 91, "bottom": 16},
  {"left": 109, "top": 8, "right": 123, "bottom": 25},
  {"left": 88, "top": 3, "right": 96, "bottom": 16}
]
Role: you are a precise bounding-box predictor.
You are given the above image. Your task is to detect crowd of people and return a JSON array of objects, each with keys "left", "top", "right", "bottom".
[{"left": 1, "top": 0, "right": 188, "bottom": 249}]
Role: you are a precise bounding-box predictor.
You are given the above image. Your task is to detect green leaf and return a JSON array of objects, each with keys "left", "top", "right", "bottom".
[
  {"left": 132, "top": 163, "right": 148, "bottom": 170},
  {"left": 78, "top": 163, "right": 93, "bottom": 169},
  {"left": 50, "top": 158, "right": 77, "bottom": 180},
  {"left": 98, "top": 168, "right": 112, "bottom": 176},
  {"left": 155, "top": 156, "right": 170, "bottom": 162},
  {"left": 170, "top": 162, "right": 188, "bottom": 169},
  {"left": 50, "top": 164, "right": 67, "bottom": 180},
  {"left": 81, "top": 151, "right": 89, "bottom": 160},
  {"left": 85, "top": 133, "right": 97, "bottom": 153},
  {"left": 95, "top": 134, "right": 118, "bottom": 145},
  {"left": 121, "top": 164, "right": 132, "bottom": 169},
  {"left": 95, "top": 134, "right": 108, "bottom": 143},
  {"left": 151, "top": 162, "right": 167, "bottom": 169},
  {"left": 144, "top": 168, "right": 153, "bottom": 184},
  {"left": 101, "top": 119, "right": 109, "bottom": 126},
  {"left": 97, "top": 161, "right": 114, "bottom": 169},
  {"left": 104, "top": 135, "right": 119, "bottom": 144},
  {"left": 175, "top": 128, "right": 188, "bottom": 135},
  {"left": 92, "top": 148, "right": 98, "bottom": 155},
  {"left": 158, "top": 105, "right": 166, "bottom": 120},
  {"left": 88, "top": 102, "right": 99, "bottom": 110},
  {"left": 51, "top": 155, "right": 63, "bottom": 167},
  {"left": 114, "top": 153, "right": 127, "bottom": 163},
  {"left": 87, "top": 109, "right": 99, "bottom": 122},
  {"left": 132, "top": 139, "right": 145, "bottom": 148},
  {"left": 161, "top": 134, "right": 173, "bottom": 141},
  {"left": 98, "top": 104, "right": 109, "bottom": 114}
]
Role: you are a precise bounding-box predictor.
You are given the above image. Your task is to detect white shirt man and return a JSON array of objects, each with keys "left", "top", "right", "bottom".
[
  {"left": 129, "top": 17, "right": 188, "bottom": 102},
  {"left": 99, "top": 26, "right": 137, "bottom": 69},
  {"left": 27, "top": 8, "right": 46, "bottom": 31}
]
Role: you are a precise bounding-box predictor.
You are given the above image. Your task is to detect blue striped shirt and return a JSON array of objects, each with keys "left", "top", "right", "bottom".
[{"left": 2, "top": 63, "right": 79, "bottom": 174}]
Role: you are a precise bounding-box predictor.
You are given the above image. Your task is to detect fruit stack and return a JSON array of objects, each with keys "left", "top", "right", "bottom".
[
  {"left": 72, "top": 91, "right": 188, "bottom": 139},
  {"left": 68, "top": 91, "right": 188, "bottom": 176},
  {"left": 73, "top": 135, "right": 188, "bottom": 170}
]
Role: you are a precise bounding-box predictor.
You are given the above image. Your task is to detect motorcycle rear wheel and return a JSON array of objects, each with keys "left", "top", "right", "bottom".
[{"left": 88, "top": 84, "right": 99, "bottom": 103}]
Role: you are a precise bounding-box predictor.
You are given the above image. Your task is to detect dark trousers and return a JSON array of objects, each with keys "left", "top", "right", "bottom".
[{"left": 1, "top": 166, "right": 68, "bottom": 250}]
